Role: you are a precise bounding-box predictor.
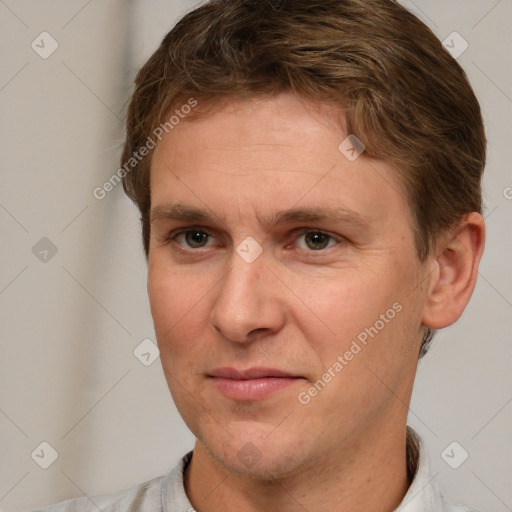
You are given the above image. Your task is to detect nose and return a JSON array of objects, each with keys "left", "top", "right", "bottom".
[{"left": 209, "top": 245, "right": 286, "bottom": 344}]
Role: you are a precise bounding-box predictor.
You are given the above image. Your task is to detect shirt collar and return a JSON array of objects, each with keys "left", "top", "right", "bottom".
[{"left": 396, "top": 426, "right": 443, "bottom": 511}]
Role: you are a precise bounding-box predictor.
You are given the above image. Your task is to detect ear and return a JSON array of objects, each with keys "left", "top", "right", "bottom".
[{"left": 421, "top": 212, "right": 486, "bottom": 329}]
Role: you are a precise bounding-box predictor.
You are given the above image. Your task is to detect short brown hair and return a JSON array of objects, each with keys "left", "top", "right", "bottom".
[{"left": 121, "top": 0, "right": 486, "bottom": 355}]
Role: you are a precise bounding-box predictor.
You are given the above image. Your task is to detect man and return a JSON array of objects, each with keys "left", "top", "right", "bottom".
[{"left": 36, "top": 0, "right": 486, "bottom": 510}]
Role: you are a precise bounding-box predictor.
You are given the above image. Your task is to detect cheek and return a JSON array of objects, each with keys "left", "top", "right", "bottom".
[
  {"left": 147, "top": 266, "right": 214, "bottom": 425},
  {"left": 288, "top": 269, "right": 395, "bottom": 351},
  {"left": 147, "top": 265, "right": 209, "bottom": 360},
  {"left": 289, "top": 263, "right": 418, "bottom": 384}
]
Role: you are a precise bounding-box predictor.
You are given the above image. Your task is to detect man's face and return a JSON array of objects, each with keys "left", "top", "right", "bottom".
[{"left": 147, "top": 92, "right": 429, "bottom": 479}]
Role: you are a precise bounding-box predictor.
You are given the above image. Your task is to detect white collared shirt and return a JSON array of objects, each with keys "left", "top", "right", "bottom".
[
  {"left": 396, "top": 428, "right": 479, "bottom": 511},
  {"left": 30, "top": 427, "right": 480, "bottom": 512}
]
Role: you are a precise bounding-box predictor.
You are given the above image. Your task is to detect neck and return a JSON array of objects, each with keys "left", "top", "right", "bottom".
[{"left": 184, "top": 421, "right": 412, "bottom": 512}]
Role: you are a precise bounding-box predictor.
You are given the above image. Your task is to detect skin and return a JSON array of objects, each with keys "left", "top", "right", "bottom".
[{"left": 147, "top": 92, "right": 485, "bottom": 512}]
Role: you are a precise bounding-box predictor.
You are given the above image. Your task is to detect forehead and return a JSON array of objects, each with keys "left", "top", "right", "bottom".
[{"left": 149, "top": 93, "right": 410, "bottom": 230}]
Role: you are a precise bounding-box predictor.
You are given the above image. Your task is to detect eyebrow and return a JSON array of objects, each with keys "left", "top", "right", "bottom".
[{"left": 149, "top": 203, "right": 370, "bottom": 230}]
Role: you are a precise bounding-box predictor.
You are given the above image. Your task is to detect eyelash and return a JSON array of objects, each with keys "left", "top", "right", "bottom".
[{"left": 166, "top": 227, "right": 345, "bottom": 254}]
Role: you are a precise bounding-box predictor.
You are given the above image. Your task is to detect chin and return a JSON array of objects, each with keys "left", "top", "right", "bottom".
[
  {"left": 200, "top": 426, "right": 317, "bottom": 481},
  {"left": 215, "top": 447, "right": 305, "bottom": 481}
]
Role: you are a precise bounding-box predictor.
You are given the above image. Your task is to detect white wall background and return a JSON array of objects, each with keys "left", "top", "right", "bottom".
[{"left": 0, "top": 1, "right": 510, "bottom": 510}]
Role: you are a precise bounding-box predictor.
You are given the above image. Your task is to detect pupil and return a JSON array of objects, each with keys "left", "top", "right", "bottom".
[
  {"left": 186, "top": 231, "right": 207, "bottom": 247},
  {"left": 306, "top": 232, "right": 329, "bottom": 250}
]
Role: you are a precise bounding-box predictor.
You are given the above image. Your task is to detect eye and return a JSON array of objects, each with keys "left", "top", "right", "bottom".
[
  {"left": 171, "top": 229, "right": 216, "bottom": 249},
  {"left": 294, "top": 230, "right": 341, "bottom": 251},
  {"left": 167, "top": 228, "right": 344, "bottom": 253}
]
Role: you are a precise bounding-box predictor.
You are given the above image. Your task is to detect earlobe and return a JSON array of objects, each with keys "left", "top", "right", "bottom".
[{"left": 421, "top": 212, "right": 485, "bottom": 330}]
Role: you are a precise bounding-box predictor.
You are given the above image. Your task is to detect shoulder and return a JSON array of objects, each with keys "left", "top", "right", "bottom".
[
  {"left": 24, "top": 451, "right": 194, "bottom": 512},
  {"left": 442, "top": 497, "right": 482, "bottom": 512},
  {"left": 27, "top": 474, "right": 166, "bottom": 512}
]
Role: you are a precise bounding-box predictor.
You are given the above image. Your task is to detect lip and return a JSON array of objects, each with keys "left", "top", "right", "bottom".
[
  {"left": 208, "top": 367, "right": 304, "bottom": 401},
  {"left": 209, "top": 367, "right": 298, "bottom": 379}
]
